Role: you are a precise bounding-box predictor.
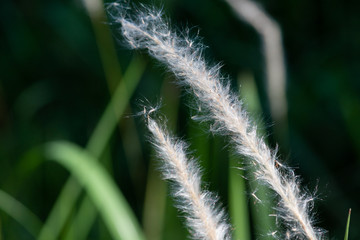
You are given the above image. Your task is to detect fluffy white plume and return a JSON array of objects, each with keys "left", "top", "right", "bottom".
[
  {"left": 145, "top": 109, "right": 231, "bottom": 240},
  {"left": 107, "top": 2, "right": 324, "bottom": 239}
]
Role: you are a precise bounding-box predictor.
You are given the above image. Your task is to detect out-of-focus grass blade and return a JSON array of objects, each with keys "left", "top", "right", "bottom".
[
  {"left": 63, "top": 56, "right": 146, "bottom": 240},
  {"left": 82, "top": 0, "right": 123, "bottom": 92},
  {"left": 64, "top": 197, "right": 96, "bottom": 240},
  {"left": 58, "top": 1, "right": 128, "bottom": 237},
  {"left": 45, "top": 141, "right": 145, "bottom": 240},
  {"left": 142, "top": 162, "right": 167, "bottom": 240},
  {"left": 238, "top": 72, "right": 275, "bottom": 238},
  {"left": 38, "top": 56, "right": 145, "bottom": 240},
  {"left": 344, "top": 208, "right": 351, "bottom": 240},
  {"left": 179, "top": 98, "right": 211, "bottom": 240},
  {"left": 340, "top": 93, "right": 360, "bottom": 160},
  {"left": 86, "top": 55, "right": 146, "bottom": 155},
  {"left": 228, "top": 157, "right": 251, "bottom": 240},
  {"left": 0, "top": 189, "right": 42, "bottom": 237}
]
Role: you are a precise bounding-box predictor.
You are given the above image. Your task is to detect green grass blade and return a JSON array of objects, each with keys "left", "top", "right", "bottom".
[
  {"left": 45, "top": 141, "right": 145, "bottom": 240},
  {"left": 64, "top": 197, "right": 97, "bottom": 240},
  {"left": 142, "top": 163, "right": 167, "bottom": 240},
  {"left": 83, "top": 0, "right": 124, "bottom": 92},
  {"left": 239, "top": 72, "right": 275, "bottom": 238},
  {"left": 86, "top": 55, "right": 146, "bottom": 156},
  {"left": 228, "top": 157, "right": 251, "bottom": 240},
  {"left": 37, "top": 177, "right": 81, "bottom": 240},
  {"left": 344, "top": 208, "right": 351, "bottom": 240},
  {"left": 38, "top": 56, "right": 145, "bottom": 240},
  {"left": 0, "top": 189, "right": 42, "bottom": 237},
  {"left": 62, "top": 56, "right": 146, "bottom": 239}
]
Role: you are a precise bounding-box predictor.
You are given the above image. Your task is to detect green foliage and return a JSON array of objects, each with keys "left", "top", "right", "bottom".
[
  {"left": 0, "top": 190, "right": 42, "bottom": 237},
  {"left": 44, "top": 141, "right": 145, "bottom": 240},
  {"left": 344, "top": 209, "right": 351, "bottom": 240}
]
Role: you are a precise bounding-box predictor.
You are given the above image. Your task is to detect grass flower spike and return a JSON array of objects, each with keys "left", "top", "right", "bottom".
[
  {"left": 144, "top": 108, "right": 231, "bottom": 240},
  {"left": 107, "top": 2, "right": 324, "bottom": 239}
]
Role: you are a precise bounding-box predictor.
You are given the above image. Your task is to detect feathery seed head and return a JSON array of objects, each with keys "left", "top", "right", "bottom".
[
  {"left": 108, "top": 2, "right": 325, "bottom": 239},
  {"left": 144, "top": 107, "right": 231, "bottom": 240}
]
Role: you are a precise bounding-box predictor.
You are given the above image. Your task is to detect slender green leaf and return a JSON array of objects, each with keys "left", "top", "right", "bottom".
[
  {"left": 64, "top": 197, "right": 97, "bottom": 240},
  {"left": 0, "top": 189, "right": 42, "bottom": 237},
  {"left": 229, "top": 157, "right": 251, "bottom": 240},
  {"left": 142, "top": 163, "right": 167, "bottom": 240},
  {"left": 38, "top": 56, "right": 145, "bottom": 240},
  {"left": 63, "top": 56, "right": 146, "bottom": 240},
  {"left": 344, "top": 208, "right": 351, "bottom": 240},
  {"left": 239, "top": 72, "right": 275, "bottom": 238},
  {"left": 86, "top": 55, "right": 146, "bottom": 156},
  {"left": 45, "top": 141, "right": 145, "bottom": 240}
]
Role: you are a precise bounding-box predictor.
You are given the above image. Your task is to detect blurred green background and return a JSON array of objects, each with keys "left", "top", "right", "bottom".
[{"left": 0, "top": 0, "right": 359, "bottom": 239}]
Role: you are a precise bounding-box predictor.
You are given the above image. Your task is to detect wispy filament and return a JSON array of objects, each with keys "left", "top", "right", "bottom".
[
  {"left": 107, "top": 2, "right": 324, "bottom": 239},
  {"left": 146, "top": 113, "right": 231, "bottom": 240}
]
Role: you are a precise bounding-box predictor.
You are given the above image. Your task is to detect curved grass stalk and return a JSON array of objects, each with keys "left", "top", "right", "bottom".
[
  {"left": 225, "top": 0, "right": 287, "bottom": 128},
  {"left": 44, "top": 141, "right": 145, "bottom": 240},
  {"left": 228, "top": 156, "right": 251, "bottom": 240},
  {"left": 0, "top": 189, "right": 42, "bottom": 237},
  {"left": 38, "top": 56, "right": 145, "bottom": 240},
  {"left": 344, "top": 209, "right": 351, "bottom": 240}
]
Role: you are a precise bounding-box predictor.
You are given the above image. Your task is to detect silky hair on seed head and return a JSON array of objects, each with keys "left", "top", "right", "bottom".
[
  {"left": 107, "top": 2, "right": 326, "bottom": 239},
  {"left": 144, "top": 107, "right": 232, "bottom": 240}
]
